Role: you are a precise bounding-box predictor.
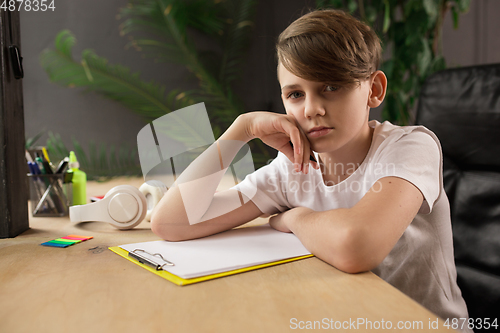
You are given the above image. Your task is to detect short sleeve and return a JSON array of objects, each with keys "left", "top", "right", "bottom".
[
  {"left": 372, "top": 129, "right": 442, "bottom": 214},
  {"left": 230, "top": 153, "right": 291, "bottom": 215}
]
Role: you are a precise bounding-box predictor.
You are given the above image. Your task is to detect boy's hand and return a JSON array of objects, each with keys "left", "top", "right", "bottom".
[
  {"left": 269, "top": 207, "right": 313, "bottom": 233},
  {"left": 242, "top": 112, "right": 318, "bottom": 173},
  {"left": 269, "top": 212, "right": 292, "bottom": 233}
]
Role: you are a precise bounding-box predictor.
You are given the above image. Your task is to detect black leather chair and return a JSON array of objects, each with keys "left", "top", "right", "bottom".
[{"left": 416, "top": 63, "right": 500, "bottom": 329}]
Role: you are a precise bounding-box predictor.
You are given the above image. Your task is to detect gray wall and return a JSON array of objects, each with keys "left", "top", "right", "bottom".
[
  {"left": 442, "top": 0, "right": 500, "bottom": 67},
  {"left": 21, "top": 0, "right": 500, "bottom": 158}
]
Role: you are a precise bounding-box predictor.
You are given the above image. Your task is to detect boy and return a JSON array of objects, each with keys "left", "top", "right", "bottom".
[{"left": 151, "top": 9, "right": 470, "bottom": 329}]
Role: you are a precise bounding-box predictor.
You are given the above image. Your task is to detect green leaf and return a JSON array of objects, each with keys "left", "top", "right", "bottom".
[
  {"left": 431, "top": 55, "right": 447, "bottom": 73},
  {"left": 382, "top": 93, "right": 399, "bottom": 123},
  {"left": 381, "top": 59, "right": 394, "bottom": 79},
  {"left": 347, "top": 0, "right": 357, "bottom": 13},
  {"left": 184, "top": 0, "right": 226, "bottom": 37},
  {"left": 46, "top": 132, "right": 69, "bottom": 163},
  {"left": 218, "top": 0, "right": 257, "bottom": 90},
  {"left": 417, "top": 37, "right": 432, "bottom": 76},
  {"left": 25, "top": 131, "right": 45, "bottom": 149},
  {"left": 317, "top": 0, "right": 344, "bottom": 9},
  {"left": 402, "top": 75, "right": 417, "bottom": 94},
  {"left": 451, "top": 6, "right": 459, "bottom": 29},
  {"left": 455, "top": 0, "right": 471, "bottom": 12},
  {"left": 398, "top": 90, "right": 408, "bottom": 105},
  {"left": 315, "top": 0, "right": 327, "bottom": 8},
  {"left": 365, "top": 5, "right": 378, "bottom": 24},
  {"left": 403, "top": 0, "right": 421, "bottom": 18},
  {"left": 383, "top": 0, "right": 391, "bottom": 33},
  {"left": 423, "top": 0, "right": 438, "bottom": 18}
]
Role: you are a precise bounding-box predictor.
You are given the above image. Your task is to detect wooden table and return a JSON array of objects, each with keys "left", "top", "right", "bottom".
[{"left": 0, "top": 177, "right": 455, "bottom": 333}]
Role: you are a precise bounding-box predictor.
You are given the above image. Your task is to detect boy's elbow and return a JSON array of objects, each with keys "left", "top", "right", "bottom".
[
  {"left": 333, "top": 258, "right": 374, "bottom": 274},
  {"left": 328, "top": 250, "right": 374, "bottom": 274},
  {"left": 150, "top": 214, "right": 169, "bottom": 240},
  {"left": 329, "top": 226, "right": 382, "bottom": 274},
  {"left": 150, "top": 212, "right": 184, "bottom": 242}
]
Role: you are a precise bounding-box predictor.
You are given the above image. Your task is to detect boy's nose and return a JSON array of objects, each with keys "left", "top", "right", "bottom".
[{"left": 304, "top": 98, "right": 326, "bottom": 118}]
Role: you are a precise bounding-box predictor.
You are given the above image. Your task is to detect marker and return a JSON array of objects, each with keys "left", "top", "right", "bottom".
[
  {"left": 42, "top": 147, "right": 53, "bottom": 165},
  {"left": 35, "top": 157, "right": 46, "bottom": 174},
  {"left": 25, "top": 150, "right": 34, "bottom": 163},
  {"left": 55, "top": 157, "right": 69, "bottom": 174},
  {"left": 42, "top": 160, "right": 54, "bottom": 174},
  {"left": 40, "top": 148, "right": 56, "bottom": 173}
]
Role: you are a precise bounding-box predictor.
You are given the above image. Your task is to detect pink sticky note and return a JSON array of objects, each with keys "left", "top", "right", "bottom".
[
  {"left": 67, "top": 235, "right": 93, "bottom": 240},
  {"left": 62, "top": 236, "right": 87, "bottom": 241}
]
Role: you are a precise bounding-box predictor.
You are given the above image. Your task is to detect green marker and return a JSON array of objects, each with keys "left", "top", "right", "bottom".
[{"left": 69, "top": 151, "right": 87, "bottom": 205}]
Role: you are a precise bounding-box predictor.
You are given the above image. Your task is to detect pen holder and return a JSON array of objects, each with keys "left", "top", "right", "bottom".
[{"left": 28, "top": 173, "right": 72, "bottom": 217}]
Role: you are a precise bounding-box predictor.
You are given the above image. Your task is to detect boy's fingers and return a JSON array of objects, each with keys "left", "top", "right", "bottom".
[
  {"left": 280, "top": 117, "right": 306, "bottom": 172},
  {"left": 281, "top": 142, "right": 295, "bottom": 166},
  {"left": 311, "top": 159, "right": 320, "bottom": 169},
  {"left": 300, "top": 141, "right": 307, "bottom": 174},
  {"left": 297, "top": 131, "right": 314, "bottom": 174},
  {"left": 286, "top": 126, "right": 302, "bottom": 172},
  {"left": 288, "top": 141, "right": 300, "bottom": 171},
  {"left": 287, "top": 118, "right": 305, "bottom": 173},
  {"left": 304, "top": 143, "right": 313, "bottom": 174},
  {"left": 307, "top": 142, "right": 320, "bottom": 171}
]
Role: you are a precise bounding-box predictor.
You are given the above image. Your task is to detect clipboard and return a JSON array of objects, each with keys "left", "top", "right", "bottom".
[{"left": 109, "top": 224, "right": 314, "bottom": 286}]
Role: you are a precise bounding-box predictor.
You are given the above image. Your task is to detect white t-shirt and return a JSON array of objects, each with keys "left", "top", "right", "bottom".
[{"left": 233, "top": 120, "right": 470, "bottom": 327}]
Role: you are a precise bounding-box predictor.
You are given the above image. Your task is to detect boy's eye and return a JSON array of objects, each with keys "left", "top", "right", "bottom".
[
  {"left": 325, "top": 85, "right": 339, "bottom": 92},
  {"left": 287, "top": 91, "right": 303, "bottom": 99}
]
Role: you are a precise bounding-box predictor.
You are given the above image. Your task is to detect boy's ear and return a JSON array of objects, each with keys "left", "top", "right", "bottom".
[{"left": 367, "top": 71, "right": 387, "bottom": 108}]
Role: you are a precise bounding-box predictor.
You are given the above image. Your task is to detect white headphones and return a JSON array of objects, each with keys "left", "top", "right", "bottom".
[
  {"left": 69, "top": 182, "right": 168, "bottom": 230},
  {"left": 139, "top": 180, "right": 168, "bottom": 221}
]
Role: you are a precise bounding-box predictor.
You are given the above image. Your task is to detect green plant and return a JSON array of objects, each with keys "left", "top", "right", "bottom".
[
  {"left": 40, "top": 0, "right": 271, "bottom": 168},
  {"left": 26, "top": 132, "right": 141, "bottom": 181},
  {"left": 316, "top": 0, "right": 470, "bottom": 124}
]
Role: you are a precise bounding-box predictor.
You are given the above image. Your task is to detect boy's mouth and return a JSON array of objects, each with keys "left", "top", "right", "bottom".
[{"left": 308, "top": 126, "right": 333, "bottom": 138}]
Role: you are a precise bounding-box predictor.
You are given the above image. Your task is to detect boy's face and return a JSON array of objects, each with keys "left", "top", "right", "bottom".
[{"left": 278, "top": 63, "right": 372, "bottom": 154}]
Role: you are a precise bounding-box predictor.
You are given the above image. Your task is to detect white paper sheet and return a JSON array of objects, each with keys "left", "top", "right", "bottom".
[{"left": 119, "top": 224, "right": 311, "bottom": 279}]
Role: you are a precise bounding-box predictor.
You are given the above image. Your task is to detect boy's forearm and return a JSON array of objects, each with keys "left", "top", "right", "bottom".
[
  {"left": 219, "top": 113, "right": 254, "bottom": 142},
  {"left": 151, "top": 114, "right": 254, "bottom": 236},
  {"left": 286, "top": 208, "right": 375, "bottom": 273},
  {"left": 173, "top": 114, "right": 252, "bottom": 185}
]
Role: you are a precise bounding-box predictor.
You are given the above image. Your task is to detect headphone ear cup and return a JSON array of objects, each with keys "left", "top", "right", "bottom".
[
  {"left": 69, "top": 185, "right": 147, "bottom": 230},
  {"left": 105, "top": 185, "right": 147, "bottom": 230},
  {"left": 139, "top": 181, "right": 168, "bottom": 222}
]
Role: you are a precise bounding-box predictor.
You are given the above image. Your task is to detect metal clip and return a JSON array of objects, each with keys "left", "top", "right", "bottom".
[{"left": 128, "top": 249, "right": 175, "bottom": 270}]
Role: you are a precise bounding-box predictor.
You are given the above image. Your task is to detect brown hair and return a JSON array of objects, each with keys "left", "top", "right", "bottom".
[{"left": 276, "top": 9, "right": 382, "bottom": 87}]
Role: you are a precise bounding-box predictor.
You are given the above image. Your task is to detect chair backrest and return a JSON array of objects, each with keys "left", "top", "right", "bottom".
[{"left": 415, "top": 63, "right": 500, "bottom": 321}]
